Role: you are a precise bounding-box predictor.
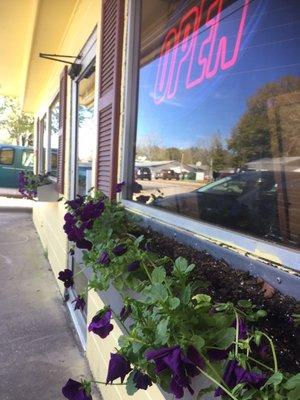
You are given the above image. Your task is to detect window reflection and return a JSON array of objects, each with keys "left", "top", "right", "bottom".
[
  {"left": 133, "top": 0, "right": 300, "bottom": 249},
  {"left": 49, "top": 98, "right": 60, "bottom": 177},
  {"left": 76, "top": 66, "right": 95, "bottom": 195}
]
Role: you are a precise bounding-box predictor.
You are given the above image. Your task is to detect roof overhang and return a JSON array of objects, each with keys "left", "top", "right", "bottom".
[{"left": 0, "top": 0, "right": 78, "bottom": 113}]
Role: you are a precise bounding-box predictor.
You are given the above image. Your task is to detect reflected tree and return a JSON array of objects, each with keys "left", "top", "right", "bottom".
[{"left": 228, "top": 76, "right": 300, "bottom": 167}]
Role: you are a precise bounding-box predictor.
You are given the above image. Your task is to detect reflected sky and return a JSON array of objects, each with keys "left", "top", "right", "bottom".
[{"left": 136, "top": 0, "right": 300, "bottom": 148}]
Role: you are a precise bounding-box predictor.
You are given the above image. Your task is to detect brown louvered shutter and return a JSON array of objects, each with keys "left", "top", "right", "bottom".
[
  {"left": 96, "top": 0, "right": 124, "bottom": 199},
  {"left": 57, "top": 66, "right": 68, "bottom": 194},
  {"left": 35, "top": 117, "right": 40, "bottom": 174}
]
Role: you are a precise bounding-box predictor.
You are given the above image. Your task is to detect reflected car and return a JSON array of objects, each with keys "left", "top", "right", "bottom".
[
  {"left": 155, "top": 169, "right": 180, "bottom": 180},
  {"left": 0, "top": 145, "right": 34, "bottom": 188},
  {"left": 152, "top": 170, "right": 300, "bottom": 246},
  {"left": 135, "top": 167, "right": 151, "bottom": 180}
]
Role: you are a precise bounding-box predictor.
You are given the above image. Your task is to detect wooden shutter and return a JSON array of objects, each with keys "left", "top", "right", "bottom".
[
  {"left": 57, "top": 66, "right": 68, "bottom": 194},
  {"left": 35, "top": 117, "right": 40, "bottom": 174},
  {"left": 96, "top": 0, "right": 124, "bottom": 199}
]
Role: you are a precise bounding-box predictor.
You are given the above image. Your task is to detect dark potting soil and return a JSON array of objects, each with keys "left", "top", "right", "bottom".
[{"left": 135, "top": 227, "right": 300, "bottom": 374}]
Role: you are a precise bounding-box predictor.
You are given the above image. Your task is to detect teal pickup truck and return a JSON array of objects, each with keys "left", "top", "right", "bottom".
[{"left": 0, "top": 145, "right": 34, "bottom": 188}]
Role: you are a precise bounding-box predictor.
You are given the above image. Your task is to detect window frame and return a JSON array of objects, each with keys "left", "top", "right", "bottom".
[
  {"left": 120, "top": 0, "right": 300, "bottom": 272},
  {"left": 48, "top": 94, "right": 60, "bottom": 180},
  {"left": 0, "top": 147, "right": 15, "bottom": 165}
]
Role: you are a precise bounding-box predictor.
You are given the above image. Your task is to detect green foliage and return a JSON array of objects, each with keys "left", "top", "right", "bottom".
[{"left": 63, "top": 190, "right": 299, "bottom": 399}]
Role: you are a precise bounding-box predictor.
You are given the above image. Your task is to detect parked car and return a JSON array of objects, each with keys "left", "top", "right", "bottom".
[
  {"left": 152, "top": 170, "right": 300, "bottom": 246},
  {"left": 0, "top": 144, "right": 34, "bottom": 188},
  {"left": 135, "top": 166, "right": 151, "bottom": 180},
  {"left": 155, "top": 169, "right": 180, "bottom": 180}
]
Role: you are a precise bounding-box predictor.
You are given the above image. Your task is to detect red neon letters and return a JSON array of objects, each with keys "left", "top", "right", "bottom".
[{"left": 153, "top": 0, "right": 250, "bottom": 104}]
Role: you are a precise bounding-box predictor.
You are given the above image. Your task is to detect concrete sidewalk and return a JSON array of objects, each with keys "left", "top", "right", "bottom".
[{"left": 0, "top": 211, "right": 101, "bottom": 400}]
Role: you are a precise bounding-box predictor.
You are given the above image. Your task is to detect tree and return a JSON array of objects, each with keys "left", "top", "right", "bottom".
[
  {"left": 228, "top": 76, "right": 300, "bottom": 167},
  {"left": 209, "top": 135, "right": 231, "bottom": 172},
  {"left": 0, "top": 96, "right": 34, "bottom": 146}
]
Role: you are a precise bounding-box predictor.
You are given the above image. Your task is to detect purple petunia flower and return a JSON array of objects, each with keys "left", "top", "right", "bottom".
[
  {"left": 79, "top": 200, "right": 105, "bottom": 222},
  {"left": 133, "top": 371, "right": 152, "bottom": 390},
  {"left": 65, "top": 196, "right": 85, "bottom": 210},
  {"left": 76, "top": 238, "right": 93, "bottom": 250},
  {"left": 58, "top": 269, "right": 74, "bottom": 288},
  {"left": 116, "top": 181, "right": 125, "bottom": 193},
  {"left": 62, "top": 378, "right": 92, "bottom": 400},
  {"left": 81, "top": 220, "right": 94, "bottom": 231},
  {"left": 66, "top": 225, "right": 84, "bottom": 242},
  {"left": 97, "top": 251, "right": 110, "bottom": 266},
  {"left": 88, "top": 308, "right": 114, "bottom": 338},
  {"left": 106, "top": 353, "right": 132, "bottom": 384},
  {"left": 120, "top": 305, "right": 132, "bottom": 322},
  {"left": 127, "top": 260, "right": 140, "bottom": 272},
  {"left": 72, "top": 295, "right": 86, "bottom": 311},
  {"left": 112, "top": 244, "right": 127, "bottom": 256},
  {"left": 146, "top": 345, "right": 204, "bottom": 398},
  {"left": 214, "top": 360, "right": 267, "bottom": 397}
]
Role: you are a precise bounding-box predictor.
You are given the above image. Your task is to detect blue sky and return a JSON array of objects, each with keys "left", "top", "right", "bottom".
[{"left": 136, "top": 0, "right": 300, "bottom": 149}]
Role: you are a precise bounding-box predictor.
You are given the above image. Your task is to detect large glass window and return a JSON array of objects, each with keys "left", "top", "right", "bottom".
[
  {"left": 75, "top": 65, "right": 95, "bottom": 195},
  {"left": 49, "top": 97, "right": 60, "bottom": 177},
  {"left": 40, "top": 115, "right": 47, "bottom": 173},
  {"left": 131, "top": 0, "right": 300, "bottom": 250}
]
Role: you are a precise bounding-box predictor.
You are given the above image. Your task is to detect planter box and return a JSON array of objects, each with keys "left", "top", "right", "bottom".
[{"left": 37, "top": 183, "right": 59, "bottom": 202}]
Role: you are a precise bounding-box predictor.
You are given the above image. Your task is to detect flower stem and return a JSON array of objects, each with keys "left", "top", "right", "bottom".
[
  {"left": 261, "top": 333, "right": 278, "bottom": 373},
  {"left": 234, "top": 310, "right": 239, "bottom": 356},
  {"left": 197, "top": 367, "right": 239, "bottom": 400},
  {"left": 247, "top": 356, "right": 274, "bottom": 372},
  {"left": 90, "top": 380, "right": 126, "bottom": 385},
  {"left": 142, "top": 262, "right": 152, "bottom": 283},
  {"left": 202, "top": 355, "right": 228, "bottom": 389},
  {"left": 111, "top": 309, "right": 130, "bottom": 335}
]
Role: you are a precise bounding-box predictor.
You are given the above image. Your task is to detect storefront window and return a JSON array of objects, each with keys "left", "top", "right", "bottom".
[
  {"left": 76, "top": 65, "right": 95, "bottom": 195},
  {"left": 40, "top": 116, "right": 47, "bottom": 173},
  {"left": 131, "top": 0, "right": 300, "bottom": 249},
  {"left": 49, "top": 97, "right": 60, "bottom": 177}
]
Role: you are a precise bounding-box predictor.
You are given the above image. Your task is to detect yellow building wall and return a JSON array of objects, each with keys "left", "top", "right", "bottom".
[
  {"left": 32, "top": 1, "right": 166, "bottom": 398},
  {"left": 32, "top": 0, "right": 100, "bottom": 295}
]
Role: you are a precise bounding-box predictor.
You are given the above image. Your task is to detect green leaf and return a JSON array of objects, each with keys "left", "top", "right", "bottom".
[
  {"left": 150, "top": 283, "right": 168, "bottom": 302},
  {"left": 254, "top": 331, "right": 262, "bottom": 347},
  {"left": 264, "top": 372, "right": 284, "bottom": 387},
  {"left": 174, "top": 257, "right": 188, "bottom": 272},
  {"left": 151, "top": 267, "right": 166, "bottom": 283},
  {"left": 193, "top": 294, "right": 212, "bottom": 304},
  {"left": 185, "top": 263, "right": 195, "bottom": 273},
  {"left": 132, "top": 342, "right": 143, "bottom": 353},
  {"left": 156, "top": 318, "right": 170, "bottom": 344},
  {"left": 182, "top": 285, "right": 191, "bottom": 305},
  {"left": 256, "top": 309, "right": 267, "bottom": 318},
  {"left": 191, "top": 335, "right": 205, "bottom": 352},
  {"left": 169, "top": 297, "right": 180, "bottom": 310},
  {"left": 134, "top": 235, "right": 144, "bottom": 247},
  {"left": 287, "top": 386, "right": 300, "bottom": 400},
  {"left": 118, "top": 335, "right": 130, "bottom": 348},
  {"left": 284, "top": 373, "right": 300, "bottom": 390},
  {"left": 213, "top": 327, "right": 236, "bottom": 349},
  {"left": 238, "top": 299, "right": 253, "bottom": 308},
  {"left": 197, "top": 385, "right": 215, "bottom": 399},
  {"left": 126, "top": 371, "right": 138, "bottom": 396}
]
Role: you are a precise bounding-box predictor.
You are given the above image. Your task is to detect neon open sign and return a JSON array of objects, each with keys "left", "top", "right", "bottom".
[{"left": 153, "top": 0, "right": 249, "bottom": 104}]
